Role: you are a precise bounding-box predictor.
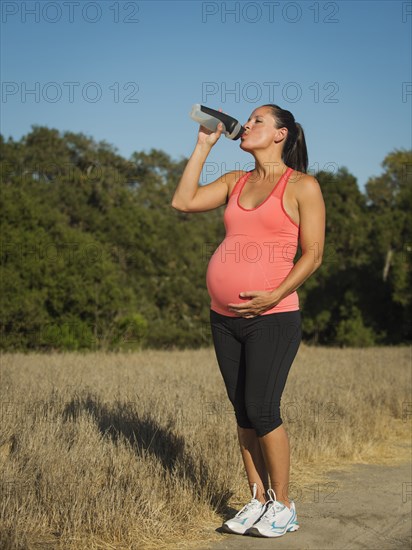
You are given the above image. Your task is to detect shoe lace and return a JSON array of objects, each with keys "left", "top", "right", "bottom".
[
  {"left": 234, "top": 483, "right": 262, "bottom": 518},
  {"left": 259, "top": 488, "right": 285, "bottom": 521},
  {"left": 235, "top": 497, "right": 262, "bottom": 517}
]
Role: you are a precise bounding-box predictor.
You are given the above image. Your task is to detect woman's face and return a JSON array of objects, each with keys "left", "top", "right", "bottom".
[{"left": 240, "top": 106, "right": 284, "bottom": 151}]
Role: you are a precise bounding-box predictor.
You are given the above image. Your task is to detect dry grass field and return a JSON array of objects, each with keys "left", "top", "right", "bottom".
[{"left": 1, "top": 343, "right": 411, "bottom": 549}]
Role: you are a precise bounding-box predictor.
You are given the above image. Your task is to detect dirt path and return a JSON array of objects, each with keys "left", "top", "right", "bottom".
[{"left": 198, "top": 448, "right": 411, "bottom": 550}]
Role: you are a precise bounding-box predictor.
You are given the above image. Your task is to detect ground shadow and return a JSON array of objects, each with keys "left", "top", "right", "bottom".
[{"left": 62, "top": 391, "right": 234, "bottom": 515}]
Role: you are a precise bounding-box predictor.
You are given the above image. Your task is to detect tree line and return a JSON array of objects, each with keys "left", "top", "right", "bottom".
[{"left": 1, "top": 126, "right": 410, "bottom": 350}]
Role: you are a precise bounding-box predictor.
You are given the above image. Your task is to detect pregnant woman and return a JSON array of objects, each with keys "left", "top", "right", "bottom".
[{"left": 171, "top": 104, "right": 325, "bottom": 538}]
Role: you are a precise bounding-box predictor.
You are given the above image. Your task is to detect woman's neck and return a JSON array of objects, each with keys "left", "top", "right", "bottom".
[{"left": 251, "top": 150, "right": 286, "bottom": 182}]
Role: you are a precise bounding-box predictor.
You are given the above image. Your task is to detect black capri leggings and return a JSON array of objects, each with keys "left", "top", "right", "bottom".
[{"left": 210, "top": 309, "right": 302, "bottom": 437}]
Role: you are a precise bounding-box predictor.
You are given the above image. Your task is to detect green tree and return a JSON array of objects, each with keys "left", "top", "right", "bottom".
[
  {"left": 363, "top": 149, "right": 412, "bottom": 342},
  {"left": 301, "top": 167, "right": 375, "bottom": 345},
  {"left": 1, "top": 126, "right": 410, "bottom": 349}
]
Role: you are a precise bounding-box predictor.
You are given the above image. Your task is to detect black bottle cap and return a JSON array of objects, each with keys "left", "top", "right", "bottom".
[{"left": 234, "top": 126, "right": 246, "bottom": 140}]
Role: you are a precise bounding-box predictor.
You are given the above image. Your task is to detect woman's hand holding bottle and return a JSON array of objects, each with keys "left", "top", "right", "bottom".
[{"left": 196, "top": 121, "right": 224, "bottom": 149}]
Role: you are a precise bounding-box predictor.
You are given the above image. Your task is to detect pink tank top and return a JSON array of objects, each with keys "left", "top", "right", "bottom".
[{"left": 206, "top": 167, "right": 299, "bottom": 316}]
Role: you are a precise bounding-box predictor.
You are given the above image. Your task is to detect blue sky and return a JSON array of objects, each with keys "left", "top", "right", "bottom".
[{"left": 1, "top": 0, "right": 411, "bottom": 189}]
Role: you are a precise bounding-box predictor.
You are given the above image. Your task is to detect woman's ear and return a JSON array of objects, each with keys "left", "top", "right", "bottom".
[{"left": 274, "top": 127, "right": 288, "bottom": 143}]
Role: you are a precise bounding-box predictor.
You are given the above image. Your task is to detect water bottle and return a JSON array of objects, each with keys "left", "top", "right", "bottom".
[{"left": 189, "top": 104, "right": 245, "bottom": 140}]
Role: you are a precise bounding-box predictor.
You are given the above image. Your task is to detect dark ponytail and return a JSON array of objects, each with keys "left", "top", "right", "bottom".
[{"left": 262, "top": 104, "right": 308, "bottom": 173}]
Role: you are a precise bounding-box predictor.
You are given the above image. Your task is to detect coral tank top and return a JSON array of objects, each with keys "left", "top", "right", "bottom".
[{"left": 206, "top": 167, "right": 300, "bottom": 316}]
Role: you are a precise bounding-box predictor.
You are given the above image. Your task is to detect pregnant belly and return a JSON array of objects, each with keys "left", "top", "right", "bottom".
[{"left": 206, "top": 236, "right": 294, "bottom": 315}]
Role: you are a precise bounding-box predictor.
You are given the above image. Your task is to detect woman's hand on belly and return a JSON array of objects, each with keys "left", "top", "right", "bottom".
[{"left": 227, "top": 290, "right": 279, "bottom": 318}]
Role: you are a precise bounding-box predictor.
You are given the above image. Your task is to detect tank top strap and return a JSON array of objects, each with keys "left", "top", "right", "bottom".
[
  {"left": 229, "top": 171, "right": 252, "bottom": 198},
  {"left": 273, "top": 167, "right": 294, "bottom": 198}
]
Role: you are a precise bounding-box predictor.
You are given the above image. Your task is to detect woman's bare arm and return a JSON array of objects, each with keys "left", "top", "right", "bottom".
[
  {"left": 269, "top": 174, "right": 326, "bottom": 302},
  {"left": 171, "top": 143, "right": 241, "bottom": 212},
  {"left": 171, "top": 122, "right": 244, "bottom": 213}
]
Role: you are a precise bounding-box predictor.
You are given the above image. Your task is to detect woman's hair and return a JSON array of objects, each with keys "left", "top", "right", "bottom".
[{"left": 262, "top": 104, "right": 308, "bottom": 173}]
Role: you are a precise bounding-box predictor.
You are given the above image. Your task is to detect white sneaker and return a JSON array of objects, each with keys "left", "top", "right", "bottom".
[
  {"left": 246, "top": 488, "right": 299, "bottom": 537},
  {"left": 222, "top": 483, "right": 266, "bottom": 535}
]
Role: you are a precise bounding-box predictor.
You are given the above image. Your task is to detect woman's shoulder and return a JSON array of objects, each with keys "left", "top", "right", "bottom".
[
  {"left": 289, "top": 170, "right": 319, "bottom": 188},
  {"left": 224, "top": 170, "right": 250, "bottom": 194},
  {"left": 289, "top": 169, "right": 317, "bottom": 183},
  {"left": 290, "top": 170, "right": 323, "bottom": 202},
  {"left": 225, "top": 169, "right": 250, "bottom": 180}
]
